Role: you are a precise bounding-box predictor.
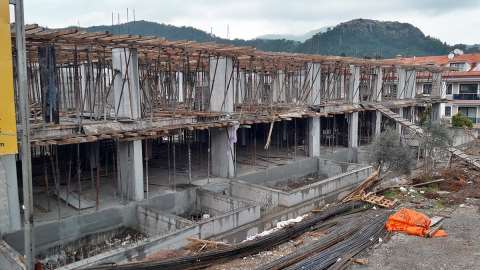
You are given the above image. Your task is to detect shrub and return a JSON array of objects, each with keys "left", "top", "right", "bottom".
[{"left": 451, "top": 113, "right": 473, "bottom": 128}]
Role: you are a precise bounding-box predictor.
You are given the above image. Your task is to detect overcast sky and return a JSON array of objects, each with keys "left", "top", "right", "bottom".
[{"left": 19, "top": 0, "right": 480, "bottom": 44}]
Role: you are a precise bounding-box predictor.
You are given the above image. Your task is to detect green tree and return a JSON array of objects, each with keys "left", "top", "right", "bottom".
[
  {"left": 370, "top": 128, "right": 414, "bottom": 175},
  {"left": 451, "top": 113, "right": 473, "bottom": 128},
  {"left": 420, "top": 122, "right": 453, "bottom": 176}
]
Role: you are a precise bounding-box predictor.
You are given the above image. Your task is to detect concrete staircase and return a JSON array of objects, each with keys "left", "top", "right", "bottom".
[{"left": 371, "top": 104, "right": 480, "bottom": 170}]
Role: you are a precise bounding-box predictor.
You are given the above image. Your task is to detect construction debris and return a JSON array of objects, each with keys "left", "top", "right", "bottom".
[
  {"left": 341, "top": 169, "right": 380, "bottom": 203},
  {"left": 185, "top": 238, "right": 230, "bottom": 253}
]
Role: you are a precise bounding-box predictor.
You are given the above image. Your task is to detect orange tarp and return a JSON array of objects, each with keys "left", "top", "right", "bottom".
[{"left": 385, "top": 208, "right": 447, "bottom": 238}]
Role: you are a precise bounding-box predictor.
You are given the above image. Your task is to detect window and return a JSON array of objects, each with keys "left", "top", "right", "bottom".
[
  {"left": 446, "top": 84, "right": 453, "bottom": 95},
  {"left": 458, "top": 107, "right": 477, "bottom": 118},
  {"left": 423, "top": 83, "right": 432, "bottom": 95},
  {"left": 459, "top": 84, "right": 478, "bottom": 94},
  {"left": 450, "top": 62, "right": 466, "bottom": 71},
  {"left": 445, "top": 106, "right": 451, "bottom": 117}
]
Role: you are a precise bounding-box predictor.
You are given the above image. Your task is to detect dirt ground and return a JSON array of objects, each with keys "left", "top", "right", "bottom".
[{"left": 350, "top": 202, "right": 480, "bottom": 270}]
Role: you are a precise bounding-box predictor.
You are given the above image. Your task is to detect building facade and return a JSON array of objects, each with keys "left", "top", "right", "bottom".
[{"left": 397, "top": 53, "right": 480, "bottom": 127}]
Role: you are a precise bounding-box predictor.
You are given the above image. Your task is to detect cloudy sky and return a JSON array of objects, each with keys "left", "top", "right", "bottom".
[{"left": 19, "top": 0, "right": 480, "bottom": 44}]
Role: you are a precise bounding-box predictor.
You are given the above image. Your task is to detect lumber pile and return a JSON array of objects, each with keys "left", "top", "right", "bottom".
[
  {"left": 184, "top": 237, "right": 230, "bottom": 253},
  {"left": 341, "top": 170, "right": 380, "bottom": 203}
]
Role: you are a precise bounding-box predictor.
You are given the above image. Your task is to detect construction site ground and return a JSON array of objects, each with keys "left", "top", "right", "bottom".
[{"left": 203, "top": 154, "right": 480, "bottom": 270}]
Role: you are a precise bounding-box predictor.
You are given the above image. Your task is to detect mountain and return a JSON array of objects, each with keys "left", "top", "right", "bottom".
[
  {"left": 84, "top": 20, "right": 299, "bottom": 53},
  {"left": 300, "top": 19, "right": 450, "bottom": 57},
  {"left": 82, "top": 19, "right": 464, "bottom": 58},
  {"left": 257, "top": 26, "right": 332, "bottom": 42}
]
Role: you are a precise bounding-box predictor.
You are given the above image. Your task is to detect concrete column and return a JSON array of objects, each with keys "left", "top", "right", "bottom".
[
  {"left": 278, "top": 71, "right": 286, "bottom": 102},
  {"left": 397, "top": 108, "right": 404, "bottom": 134},
  {"left": 113, "top": 48, "right": 144, "bottom": 201},
  {"left": 373, "top": 67, "right": 383, "bottom": 102},
  {"left": 209, "top": 56, "right": 234, "bottom": 113},
  {"left": 308, "top": 117, "right": 321, "bottom": 157},
  {"left": 405, "top": 70, "right": 417, "bottom": 99},
  {"left": 432, "top": 72, "right": 443, "bottom": 98},
  {"left": 411, "top": 106, "right": 416, "bottom": 124},
  {"left": 375, "top": 111, "right": 382, "bottom": 136},
  {"left": 211, "top": 127, "right": 236, "bottom": 178},
  {"left": 112, "top": 48, "right": 141, "bottom": 119},
  {"left": 348, "top": 112, "right": 359, "bottom": 148},
  {"left": 308, "top": 63, "right": 321, "bottom": 105},
  {"left": 0, "top": 155, "right": 20, "bottom": 235},
  {"left": 431, "top": 103, "right": 442, "bottom": 123},
  {"left": 116, "top": 141, "right": 144, "bottom": 201},
  {"left": 397, "top": 68, "right": 406, "bottom": 100},
  {"left": 348, "top": 65, "right": 360, "bottom": 103}
]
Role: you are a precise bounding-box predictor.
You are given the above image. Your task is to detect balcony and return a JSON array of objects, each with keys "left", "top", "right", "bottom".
[{"left": 453, "top": 93, "right": 480, "bottom": 100}]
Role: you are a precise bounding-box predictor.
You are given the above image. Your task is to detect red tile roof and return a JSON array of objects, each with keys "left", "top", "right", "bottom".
[{"left": 394, "top": 53, "right": 480, "bottom": 66}]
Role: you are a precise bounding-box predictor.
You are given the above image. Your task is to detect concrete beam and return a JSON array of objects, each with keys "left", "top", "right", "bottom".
[{"left": 0, "top": 155, "right": 20, "bottom": 235}]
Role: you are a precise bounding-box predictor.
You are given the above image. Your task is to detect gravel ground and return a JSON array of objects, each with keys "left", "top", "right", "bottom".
[{"left": 350, "top": 202, "right": 480, "bottom": 270}]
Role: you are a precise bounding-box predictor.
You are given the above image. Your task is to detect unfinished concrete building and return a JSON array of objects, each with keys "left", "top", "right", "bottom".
[{"left": 0, "top": 25, "right": 447, "bottom": 269}]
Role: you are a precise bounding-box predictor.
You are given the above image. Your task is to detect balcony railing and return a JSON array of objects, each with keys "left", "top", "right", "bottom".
[{"left": 453, "top": 93, "right": 480, "bottom": 100}]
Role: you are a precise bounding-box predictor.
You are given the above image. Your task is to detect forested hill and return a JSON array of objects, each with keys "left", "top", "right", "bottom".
[{"left": 82, "top": 19, "right": 476, "bottom": 58}]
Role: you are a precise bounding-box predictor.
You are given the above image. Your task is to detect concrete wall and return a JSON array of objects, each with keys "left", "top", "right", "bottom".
[
  {"left": 278, "top": 166, "right": 372, "bottom": 206},
  {"left": 59, "top": 225, "right": 200, "bottom": 270},
  {"left": 231, "top": 158, "right": 372, "bottom": 208},
  {"left": 197, "top": 200, "right": 260, "bottom": 239},
  {"left": 229, "top": 180, "right": 281, "bottom": 210},
  {"left": 317, "top": 159, "right": 365, "bottom": 178},
  {"left": 136, "top": 206, "right": 193, "bottom": 236},
  {"left": 0, "top": 241, "right": 24, "bottom": 270},
  {"left": 196, "top": 189, "right": 248, "bottom": 215},
  {"left": 4, "top": 205, "right": 136, "bottom": 255},
  {"left": 450, "top": 128, "right": 478, "bottom": 146},
  {"left": 0, "top": 155, "right": 20, "bottom": 235},
  {"left": 237, "top": 157, "right": 319, "bottom": 185}
]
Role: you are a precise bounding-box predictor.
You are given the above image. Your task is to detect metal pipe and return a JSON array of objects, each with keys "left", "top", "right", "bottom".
[{"left": 15, "top": 0, "right": 34, "bottom": 268}]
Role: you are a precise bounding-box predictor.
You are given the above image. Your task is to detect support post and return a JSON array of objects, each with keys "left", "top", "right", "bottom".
[
  {"left": 209, "top": 56, "right": 234, "bottom": 112},
  {"left": 375, "top": 111, "right": 382, "bottom": 137},
  {"left": 308, "top": 117, "right": 321, "bottom": 157},
  {"left": 14, "top": 0, "right": 35, "bottom": 269},
  {"left": 210, "top": 126, "right": 236, "bottom": 178},
  {"left": 373, "top": 67, "right": 383, "bottom": 102},
  {"left": 348, "top": 112, "right": 359, "bottom": 148},
  {"left": 112, "top": 48, "right": 144, "bottom": 200}
]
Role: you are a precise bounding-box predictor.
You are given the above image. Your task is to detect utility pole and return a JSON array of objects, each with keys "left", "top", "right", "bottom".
[{"left": 14, "top": 0, "right": 34, "bottom": 269}]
